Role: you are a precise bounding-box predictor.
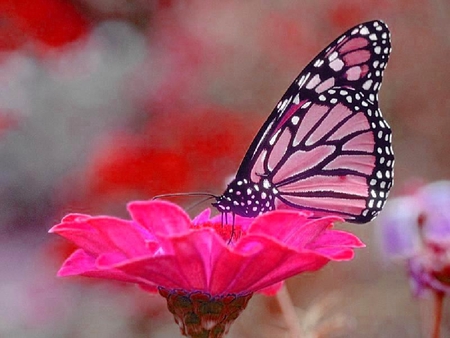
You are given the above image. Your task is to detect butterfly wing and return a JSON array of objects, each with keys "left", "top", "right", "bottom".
[{"left": 234, "top": 20, "right": 393, "bottom": 222}]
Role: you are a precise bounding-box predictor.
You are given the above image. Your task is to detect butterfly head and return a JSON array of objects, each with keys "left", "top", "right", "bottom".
[{"left": 213, "top": 178, "right": 277, "bottom": 217}]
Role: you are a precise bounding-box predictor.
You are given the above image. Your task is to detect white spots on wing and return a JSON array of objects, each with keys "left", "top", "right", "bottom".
[
  {"left": 369, "top": 93, "right": 375, "bottom": 102},
  {"left": 328, "top": 51, "right": 339, "bottom": 62},
  {"left": 278, "top": 96, "right": 293, "bottom": 114},
  {"left": 293, "top": 93, "right": 300, "bottom": 105},
  {"left": 298, "top": 72, "right": 310, "bottom": 88},
  {"left": 369, "top": 33, "right": 377, "bottom": 41},
  {"left": 337, "top": 35, "right": 346, "bottom": 43},
  {"left": 301, "top": 101, "right": 312, "bottom": 109},
  {"left": 330, "top": 98, "right": 338, "bottom": 104},
  {"left": 360, "top": 26, "right": 369, "bottom": 35},
  {"left": 269, "top": 129, "right": 281, "bottom": 146},
  {"left": 351, "top": 28, "right": 359, "bottom": 35},
  {"left": 291, "top": 115, "right": 300, "bottom": 125},
  {"left": 314, "top": 59, "right": 324, "bottom": 67},
  {"left": 330, "top": 58, "right": 344, "bottom": 71},
  {"left": 278, "top": 99, "right": 288, "bottom": 111},
  {"left": 306, "top": 74, "right": 321, "bottom": 89},
  {"left": 374, "top": 46, "right": 381, "bottom": 54},
  {"left": 319, "top": 95, "right": 326, "bottom": 102},
  {"left": 363, "top": 79, "right": 373, "bottom": 90}
]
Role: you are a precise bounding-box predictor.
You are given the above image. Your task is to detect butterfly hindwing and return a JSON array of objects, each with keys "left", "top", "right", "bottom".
[{"left": 263, "top": 88, "right": 393, "bottom": 221}]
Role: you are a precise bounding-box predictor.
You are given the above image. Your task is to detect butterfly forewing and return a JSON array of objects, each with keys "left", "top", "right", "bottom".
[{"left": 214, "top": 20, "right": 393, "bottom": 223}]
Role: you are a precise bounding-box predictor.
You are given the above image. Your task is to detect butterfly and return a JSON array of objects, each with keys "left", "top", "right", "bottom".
[{"left": 212, "top": 20, "right": 394, "bottom": 223}]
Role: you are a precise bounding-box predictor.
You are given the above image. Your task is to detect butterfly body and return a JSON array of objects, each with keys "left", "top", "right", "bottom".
[
  {"left": 214, "top": 20, "right": 393, "bottom": 223},
  {"left": 213, "top": 178, "right": 278, "bottom": 217}
]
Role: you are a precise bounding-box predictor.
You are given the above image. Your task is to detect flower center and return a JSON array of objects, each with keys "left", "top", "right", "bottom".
[{"left": 197, "top": 221, "right": 246, "bottom": 244}]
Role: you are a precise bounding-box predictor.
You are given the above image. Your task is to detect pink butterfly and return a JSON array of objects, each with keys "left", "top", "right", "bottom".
[{"left": 214, "top": 20, "right": 393, "bottom": 223}]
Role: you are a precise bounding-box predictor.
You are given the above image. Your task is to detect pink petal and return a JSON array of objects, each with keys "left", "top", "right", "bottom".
[
  {"left": 226, "top": 235, "right": 331, "bottom": 292},
  {"left": 248, "top": 210, "right": 342, "bottom": 248},
  {"left": 116, "top": 228, "right": 227, "bottom": 291},
  {"left": 306, "top": 229, "right": 365, "bottom": 250},
  {"left": 58, "top": 249, "right": 158, "bottom": 290},
  {"left": 127, "top": 200, "right": 191, "bottom": 236},
  {"left": 57, "top": 249, "right": 97, "bottom": 276},
  {"left": 50, "top": 216, "right": 115, "bottom": 254},
  {"left": 192, "top": 208, "right": 211, "bottom": 226},
  {"left": 50, "top": 215, "right": 148, "bottom": 256}
]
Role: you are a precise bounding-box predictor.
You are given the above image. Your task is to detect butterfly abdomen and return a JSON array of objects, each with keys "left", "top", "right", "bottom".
[{"left": 213, "top": 178, "right": 277, "bottom": 217}]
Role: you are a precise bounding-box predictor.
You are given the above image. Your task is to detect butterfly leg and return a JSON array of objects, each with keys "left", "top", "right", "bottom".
[{"left": 227, "top": 213, "right": 236, "bottom": 245}]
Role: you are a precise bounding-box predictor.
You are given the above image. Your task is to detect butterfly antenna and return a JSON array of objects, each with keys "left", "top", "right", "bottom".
[
  {"left": 152, "top": 192, "right": 218, "bottom": 200},
  {"left": 185, "top": 195, "right": 216, "bottom": 213}
]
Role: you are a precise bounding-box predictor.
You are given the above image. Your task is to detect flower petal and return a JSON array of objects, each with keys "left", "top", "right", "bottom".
[
  {"left": 116, "top": 228, "right": 227, "bottom": 291},
  {"left": 248, "top": 210, "right": 342, "bottom": 248},
  {"left": 58, "top": 249, "right": 159, "bottom": 291},
  {"left": 127, "top": 200, "right": 191, "bottom": 236},
  {"left": 50, "top": 214, "right": 149, "bottom": 256},
  {"left": 51, "top": 200, "right": 363, "bottom": 296},
  {"left": 376, "top": 196, "right": 421, "bottom": 258},
  {"left": 192, "top": 208, "right": 211, "bottom": 226}
]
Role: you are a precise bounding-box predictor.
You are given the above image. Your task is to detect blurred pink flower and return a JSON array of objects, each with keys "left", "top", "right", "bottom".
[
  {"left": 378, "top": 180, "right": 450, "bottom": 296},
  {"left": 50, "top": 200, "right": 363, "bottom": 337}
]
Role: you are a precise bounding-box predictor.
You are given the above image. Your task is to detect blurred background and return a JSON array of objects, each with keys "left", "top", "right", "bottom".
[{"left": 1, "top": 0, "right": 449, "bottom": 337}]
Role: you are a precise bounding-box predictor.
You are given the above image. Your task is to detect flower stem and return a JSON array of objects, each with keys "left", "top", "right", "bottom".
[
  {"left": 432, "top": 291, "right": 445, "bottom": 338},
  {"left": 276, "top": 284, "right": 302, "bottom": 338}
]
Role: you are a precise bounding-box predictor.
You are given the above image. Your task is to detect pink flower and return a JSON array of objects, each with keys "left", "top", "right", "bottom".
[
  {"left": 378, "top": 181, "right": 450, "bottom": 296},
  {"left": 49, "top": 200, "right": 363, "bottom": 337}
]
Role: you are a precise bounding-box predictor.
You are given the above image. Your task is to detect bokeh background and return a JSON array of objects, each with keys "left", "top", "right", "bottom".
[{"left": 1, "top": 0, "right": 449, "bottom": 337}]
